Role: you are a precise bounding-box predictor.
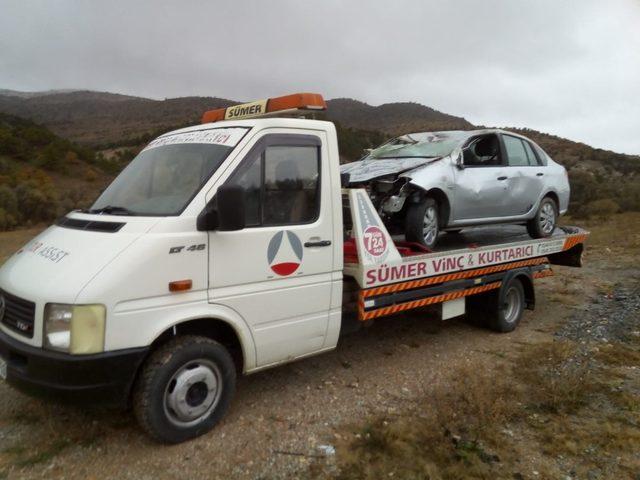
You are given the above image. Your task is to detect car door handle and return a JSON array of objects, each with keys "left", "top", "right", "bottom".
[
  {"left": 304, "top": 240, "right": 332, "bottom": 248},
  {"left": 536, "top": 172, "right": 544, "bottom": 176},
  {"left": 497, "top": 176, "right": 508, "bottom": 181}
]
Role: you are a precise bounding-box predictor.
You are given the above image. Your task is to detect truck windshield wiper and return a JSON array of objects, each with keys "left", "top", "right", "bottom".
[{"left": 88, "top": 205, "right": 136, "bottom": 216}]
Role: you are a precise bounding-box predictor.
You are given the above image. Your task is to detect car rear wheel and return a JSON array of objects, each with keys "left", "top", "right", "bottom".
[
  {"left": 406, "top": 197, "right": 439, "bottom": 249},
  {"left": 527, "top": 196, "right": 557, "bottom": 238}
]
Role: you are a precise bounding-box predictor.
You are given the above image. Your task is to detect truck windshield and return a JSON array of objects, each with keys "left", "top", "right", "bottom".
[
  {"left": 368, "top": 132, "right": 464, "bottom": 159},
  {"left": 90, "top": 128, "right": 249, "bottom": 216}
]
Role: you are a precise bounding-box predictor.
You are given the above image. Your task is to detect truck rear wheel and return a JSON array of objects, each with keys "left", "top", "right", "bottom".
[
  {"left": 486, "top": 278, "right": 525, "bottom": 332},
  {"left": 133, "top": 335, "right": 236, "bottom": 444}
]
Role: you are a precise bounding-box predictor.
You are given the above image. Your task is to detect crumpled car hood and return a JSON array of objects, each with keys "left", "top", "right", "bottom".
[{"left": 340, "top": 157, "right": 438, "bottom": 183}]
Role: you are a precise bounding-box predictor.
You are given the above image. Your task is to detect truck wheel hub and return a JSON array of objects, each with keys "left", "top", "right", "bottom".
[{"left": 164, "top": 359, "right": 222, "bottom": 426}]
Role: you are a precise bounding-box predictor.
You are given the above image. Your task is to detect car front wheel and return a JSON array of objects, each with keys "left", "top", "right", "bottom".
[
  {"left": 406, "top": 197, "right": 440, "bottom": 249},
  {"left": 527, "top": 196, "right": 557, "bottom": 238}
]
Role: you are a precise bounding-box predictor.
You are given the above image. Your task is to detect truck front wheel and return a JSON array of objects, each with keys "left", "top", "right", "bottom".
[{"left": 133, "top": 335, "right": 236, "bottom": 443}]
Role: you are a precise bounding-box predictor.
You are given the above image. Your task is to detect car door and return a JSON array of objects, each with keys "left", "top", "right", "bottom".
[
  {"left": 207, "top": 132, "right": 335, "bottom": 367},
  {"left": 501, "top": 134, "right": 547, "bottom": 216},
  {"left": 452, "top": 134, "right": 511, "bottom": 221}
]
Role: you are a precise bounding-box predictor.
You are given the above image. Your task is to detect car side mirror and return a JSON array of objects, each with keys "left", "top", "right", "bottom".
[{"left": 197, "top": 185, "right": 246, "bottom": 232}]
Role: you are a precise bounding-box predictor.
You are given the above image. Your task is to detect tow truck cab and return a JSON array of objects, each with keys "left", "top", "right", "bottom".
[{"left": 0, "top": 93, "right": 587, "bottom": 443}]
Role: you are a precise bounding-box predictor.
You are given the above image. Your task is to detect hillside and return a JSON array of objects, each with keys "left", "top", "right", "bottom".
[
  {"left": 0, "top": 113, "right": 111, "bottom": 229},
  {"left": 0, "top": 89, "right": 638, "bottom": 223},
  {"left": 0, "top": 91, "right": 235, "bottom": 145},
  {"left": 326, "top": 98, "right": 472, "bottom": 134},
  {"left": 0, "top": 91, "right": 470, "bottom": 146}
]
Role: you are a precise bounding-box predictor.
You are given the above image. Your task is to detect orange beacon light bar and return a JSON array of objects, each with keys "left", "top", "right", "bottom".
[{"left": 201, "top": 93, "right": 327, "bottom": 124}]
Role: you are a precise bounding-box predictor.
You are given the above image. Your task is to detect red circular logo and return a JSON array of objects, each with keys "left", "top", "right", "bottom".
[{"left": 363, "top": 226, "right": 387, "bottom": 257}]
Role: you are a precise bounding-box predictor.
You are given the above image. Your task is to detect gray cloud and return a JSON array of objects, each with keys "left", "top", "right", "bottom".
[{"left": 0, "top": 0, "right": 639, "bottom": 153}]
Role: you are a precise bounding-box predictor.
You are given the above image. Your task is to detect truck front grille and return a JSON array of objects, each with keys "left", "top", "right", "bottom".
[{"left": 0, "top": 289, "right": 35, "bottom": 338}]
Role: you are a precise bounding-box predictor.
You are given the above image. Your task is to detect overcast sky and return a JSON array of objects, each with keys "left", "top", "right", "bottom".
[{"left": 1, "top": 0, "right": 639, "bottom": 154}]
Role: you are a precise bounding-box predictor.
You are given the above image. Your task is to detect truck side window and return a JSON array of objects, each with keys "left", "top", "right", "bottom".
[{"left": 227, "top": 143, "right": 320, "bottom": 227}]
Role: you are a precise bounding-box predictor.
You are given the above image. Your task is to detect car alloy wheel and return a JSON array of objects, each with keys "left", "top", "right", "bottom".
[
  {"left": 422, "top": 205, "right": 438, "bottom": 246},
  {"left": 539, "top": 201, "right": 556, "bottom": 235}
]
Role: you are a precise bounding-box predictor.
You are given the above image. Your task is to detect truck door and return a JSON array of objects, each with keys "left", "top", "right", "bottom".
[{"left": 207, "top": 131, "right": 336, "bottom": 367}]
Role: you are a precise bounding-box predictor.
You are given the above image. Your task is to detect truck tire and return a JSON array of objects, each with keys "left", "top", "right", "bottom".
[
  {"left": 406, "top": 197, "right": 439, "bottom": 249},
  {"left": 133, "top": 335, "right": 236, "bottom": 444},
  {"left": 486, "top": 278, "right": 525, "bottom": 333},
  {"left": 527, "top": 196, "right": 557, "bottom": 238}
]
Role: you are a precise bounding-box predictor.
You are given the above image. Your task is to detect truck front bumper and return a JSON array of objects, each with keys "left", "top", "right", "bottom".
[{"left": 0, "top": 329, "right": 148, "bottom": 407}]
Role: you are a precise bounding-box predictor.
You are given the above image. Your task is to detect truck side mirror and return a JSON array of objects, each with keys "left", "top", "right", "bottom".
[
  {"left": 197, "top": 185, "right": 246, "bottom": 232},
  {"left": 340, "top": 172, "right": 351, "bottom": 187},
  {"left": 456, "top": 147, "right": 467, "bottom": 170}
]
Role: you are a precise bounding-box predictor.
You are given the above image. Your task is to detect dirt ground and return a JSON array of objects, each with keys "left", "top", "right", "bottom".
[{"left": 0, "top": 215, "right": 638, "bottom": 479}]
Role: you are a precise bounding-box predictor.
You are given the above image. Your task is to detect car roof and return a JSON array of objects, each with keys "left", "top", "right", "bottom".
[{"left": 401, "top": 129, "right": 533, "bottom": 143}]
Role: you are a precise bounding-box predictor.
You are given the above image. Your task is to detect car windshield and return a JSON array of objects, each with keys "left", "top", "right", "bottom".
[
  {"left": 368, "top": 132, "right": 465, "bottom": 159},
  {"left": 90, "top": 128, "right": 249, "bottom": 216}
]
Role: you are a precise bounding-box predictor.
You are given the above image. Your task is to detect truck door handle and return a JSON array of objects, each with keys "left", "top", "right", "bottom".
[
  {"left": 536, "top": 172, "right": 544, "bottom": 176},
  {"left": 304, "top": 240, "right": 332, "bottom": 248},
  {"left": 497, "top": 176, "right": 508, "bottom": 181}
]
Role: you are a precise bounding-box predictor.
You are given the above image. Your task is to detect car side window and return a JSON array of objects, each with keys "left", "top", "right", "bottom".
[
  {"left": 521, "top": 141, "right": 539, "bottom": 166},
  {"left": 532, "top": 143, "right": 549, "bottom": 166},
  {"left": 227, "top": 142, "right": 321, "bottom": 227},
  {"left": 503, "top": 135, "right": 529, "bottom": 167},
  {"left": 463, "top": 135, "right": 502, "bottom": 167}
]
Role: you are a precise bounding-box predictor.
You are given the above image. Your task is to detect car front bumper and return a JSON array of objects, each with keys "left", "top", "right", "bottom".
[{"left": 0, "top": 329, "right": 148, "bottom": 407}]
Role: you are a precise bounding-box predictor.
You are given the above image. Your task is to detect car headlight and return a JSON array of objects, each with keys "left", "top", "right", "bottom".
[{"left": 44, "top": 304, "right": 106, "bottom": 354}]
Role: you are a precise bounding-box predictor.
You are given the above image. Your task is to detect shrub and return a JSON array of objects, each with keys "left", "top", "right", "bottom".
[
  {"left": 0, "top": 185, "right": 18, "bottom": 219},
  {"left": 583, "top": 199, "right": 620, "bottom": 220},
  {"left": 13, "top": 181, "right": 59, "bottom": 225},
  {"left": 0, "top": 207, "right": 17, "bottom": 230}
]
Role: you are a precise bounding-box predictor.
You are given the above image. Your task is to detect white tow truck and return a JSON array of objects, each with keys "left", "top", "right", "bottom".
[{"left": 0, "top": 93, "right": 588, "bottom": 443}]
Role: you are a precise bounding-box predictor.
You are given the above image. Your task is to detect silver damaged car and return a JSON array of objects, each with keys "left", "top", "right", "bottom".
[{"left": 341, "top": 129, "right": 570, "bottom": 249}]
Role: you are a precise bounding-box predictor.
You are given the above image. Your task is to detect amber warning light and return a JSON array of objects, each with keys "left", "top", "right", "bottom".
[{"left": 202, "top": 93, "right": 326, "bottom": 124}]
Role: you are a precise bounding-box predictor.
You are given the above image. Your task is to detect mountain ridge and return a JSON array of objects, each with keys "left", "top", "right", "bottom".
[{"left": 0, "top": 88, "right": 638, "bottom": 220}]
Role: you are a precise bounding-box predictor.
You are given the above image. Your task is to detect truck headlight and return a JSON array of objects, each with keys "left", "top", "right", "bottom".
[{"left": 44, "top": 304, "right": 106, "bottom": 355}]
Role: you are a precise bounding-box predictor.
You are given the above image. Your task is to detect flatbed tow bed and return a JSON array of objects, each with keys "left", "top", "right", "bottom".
[{"left": 341, "top": 188, "right": 587, "bottom": 326}]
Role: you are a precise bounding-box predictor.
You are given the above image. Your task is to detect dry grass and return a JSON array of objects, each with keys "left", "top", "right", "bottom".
[
  {"left": 0, "top": 227, "right": 46, "bottom": 264},
  {"left": 565, "top": 212, "right": 640, "bottom": 265},
  {"left": 323, "top": 364, "right": 517, "bottom": 480},
  {"left": 513, "top": 342, "right": 598, "bottom": 414},
  {"left": 316, "top": 339, "right": 640, "bottom": 479}
]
